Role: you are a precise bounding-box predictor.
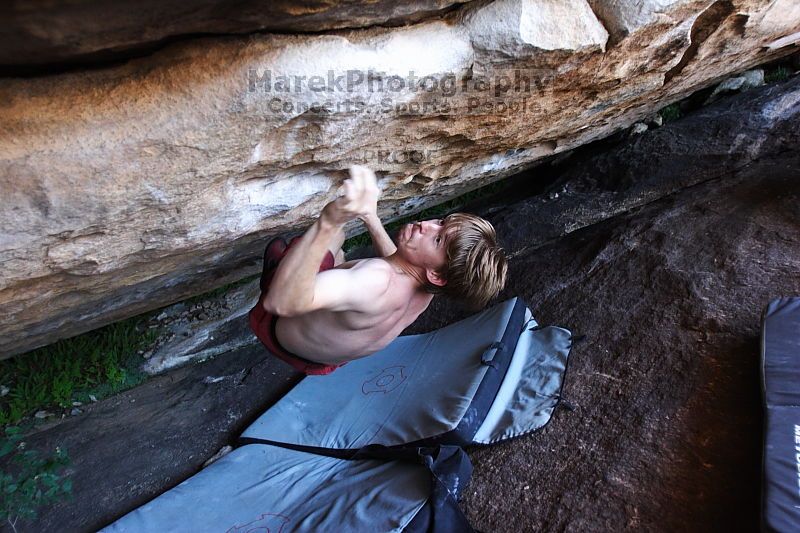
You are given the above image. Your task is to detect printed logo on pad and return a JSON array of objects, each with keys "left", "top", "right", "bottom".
[
  {"left": 226, "top": 512, "right": 290, "bottom": 533},
  {"left": 362, "top": 366, "right": 408, "bottom": 395}
]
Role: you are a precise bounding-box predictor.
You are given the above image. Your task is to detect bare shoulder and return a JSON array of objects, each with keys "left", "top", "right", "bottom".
[
  {"left": 347, "top": 258, "right": 393, "bottom": 288},
  {"left": 347, "top": 257, "right": 393, "bottom": 273},
  {"left": 334, "top": 257, "right": 391, "bottom": 272}
]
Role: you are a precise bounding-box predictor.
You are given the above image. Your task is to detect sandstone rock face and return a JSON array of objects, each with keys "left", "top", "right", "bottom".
[
  {"left": 0, "top": 0, "right": 472, "bottom": 70},
  {"left": 1, "top": 0, "right": 799, "bottom": 357},
  {"left": 144, "top": 75, "right": 800, "bottom": 375}
]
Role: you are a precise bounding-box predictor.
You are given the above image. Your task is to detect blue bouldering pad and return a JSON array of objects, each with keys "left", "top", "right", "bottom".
[
  {"left": 762, "top": 297, "right": 800, "bottom": 533},
  {"left": 103, "top": 298, "right": 573, "bottom": 532}
]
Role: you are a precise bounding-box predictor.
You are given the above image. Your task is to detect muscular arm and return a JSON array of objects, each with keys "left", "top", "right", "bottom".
[
  {"left": 264, "top": 164, "right": 383, "bottom": 317},
  {"left": 263, "top": 215, "right": 342, "bottom": 317},
  {"left": 360, "top": 212, "right": 397, "bottom": 257}
]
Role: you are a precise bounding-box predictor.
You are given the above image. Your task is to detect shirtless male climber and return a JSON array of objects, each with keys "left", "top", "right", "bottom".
[{"left": 249, "top": 165, "right": 508, "bottom": 375}]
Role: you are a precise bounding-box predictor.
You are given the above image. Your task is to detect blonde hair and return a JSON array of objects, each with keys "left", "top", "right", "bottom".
[{"left": 426, "top": 213, "right": 508, "bottom": 309}]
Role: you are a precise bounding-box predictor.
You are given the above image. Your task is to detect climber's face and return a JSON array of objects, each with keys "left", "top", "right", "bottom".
[{"left": 396, "top": 219, "right": 450, "bottom": 287}]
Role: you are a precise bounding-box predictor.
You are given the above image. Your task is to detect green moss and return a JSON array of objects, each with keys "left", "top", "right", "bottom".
[
  {"left": 658, "top": 103, "right": 682, "bottom": 123},
  {"left": 765, "top": 66, "right": 791, "bottom": 84},
  {"left": 0, "top": 426, "right": 72, "bottom": 531},
  {"left": 0, "top": 316, "right": 159, "bottom": 427}
]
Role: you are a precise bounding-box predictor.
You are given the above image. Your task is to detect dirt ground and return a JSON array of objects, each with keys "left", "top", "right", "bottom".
[
  {"left": 5, "top": 79, "right": 800, "bottom": 532},
  {"left": 458, "top": 155, "right": 800, "bottom": 532}
]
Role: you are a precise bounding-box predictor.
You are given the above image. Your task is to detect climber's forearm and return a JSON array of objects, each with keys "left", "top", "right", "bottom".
[
  {"left": 361, "top": 212, "right": 396, "bottom": 257},
  {"left": 264, "top": 215, "right": 342, "bottom": 316}
]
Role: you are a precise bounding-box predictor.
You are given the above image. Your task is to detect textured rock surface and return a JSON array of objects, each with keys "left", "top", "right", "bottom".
[
  {"left": 458, "top": 141, "right": 800, "bottom": 533},
  {"left": 141, "top": 281, "right": 261, "bottom": 374},
  {"left": 2, "top": 0, "right": 800, "bottom": 358},
  {"left": 6, "top": 84, "right": 799, "bottom": 530},
  {"left": 134, "top": 75, "right": 800, "bottom": 375},
  {"left": 0, "top": 0, "right": 472, "bottom": 70},
  {"left": 483, "top": 74, "right": 800, "bottom": 258}
]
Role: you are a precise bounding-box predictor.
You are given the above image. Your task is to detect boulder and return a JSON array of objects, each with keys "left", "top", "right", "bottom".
[
  {"left": 7, "top": 76, "right": 800, "bottom": 531},
  {"left": 1, "top": 0, "right": 800, "bottom": 357}
]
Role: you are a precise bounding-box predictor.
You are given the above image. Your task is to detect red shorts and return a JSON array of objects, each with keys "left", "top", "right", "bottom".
[{"left": 248, "top": 239, "right": 344, "bottom": 376}]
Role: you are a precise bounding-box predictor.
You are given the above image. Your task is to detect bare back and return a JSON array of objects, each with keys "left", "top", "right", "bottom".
[{"left": 274, "top": 258, "right": 433, "bottom": 365}]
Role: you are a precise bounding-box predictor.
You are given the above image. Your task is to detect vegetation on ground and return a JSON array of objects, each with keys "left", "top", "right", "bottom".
[
  {"left": 764, "top": 65, "right": 791, "bottom": 84},
  {"left": 658, "top": 103, "right": 682, "bottom": 123},
  {"left": 0, "top": 426, "right": 71, "bottom": 533},
  {"left": 0, "top": 316, "right": 158, "bottom": 427}
]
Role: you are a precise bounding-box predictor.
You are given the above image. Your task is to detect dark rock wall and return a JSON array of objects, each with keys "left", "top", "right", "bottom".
[{"left": 460, "top": 154, "right": 799, "bottom": 532}]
